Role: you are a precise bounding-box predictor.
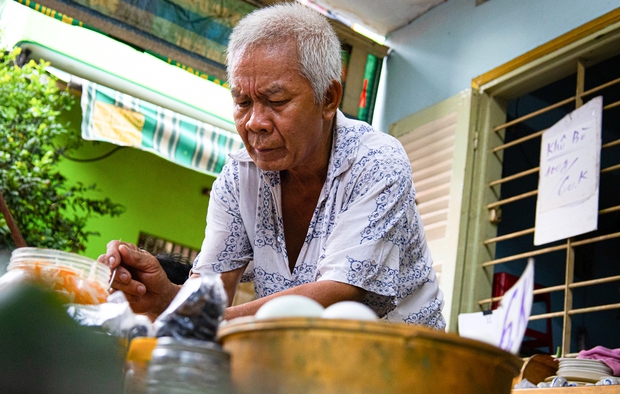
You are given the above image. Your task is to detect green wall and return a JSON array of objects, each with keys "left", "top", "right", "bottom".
[{"left": 58, "top": 106, "right": 216, "bottom": 260}]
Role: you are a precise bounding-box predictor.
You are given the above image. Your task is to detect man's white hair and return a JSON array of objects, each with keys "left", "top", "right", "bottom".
[{"left": 226, "top": 2, "right": 342, "bottom": 104}]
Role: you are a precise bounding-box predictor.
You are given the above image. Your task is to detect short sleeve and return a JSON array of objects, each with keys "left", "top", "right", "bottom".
[{"left": 192, "top": 160, "right": 253, "bottom": 276}]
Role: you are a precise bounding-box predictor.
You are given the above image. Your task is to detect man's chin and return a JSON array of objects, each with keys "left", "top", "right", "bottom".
[{"left": 250, "top": 154, "right": 288, "bottom": 172}]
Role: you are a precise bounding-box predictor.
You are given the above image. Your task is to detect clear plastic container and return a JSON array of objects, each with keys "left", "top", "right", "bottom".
[
  {"left": 0, "top": 247, "right": 110, "bottom": 304},
  {"left": 146, "top": 337, "right": 231, "bottom": 394},
  {"left": 124, "top": 337, "right": 158, "bottom": 394}
]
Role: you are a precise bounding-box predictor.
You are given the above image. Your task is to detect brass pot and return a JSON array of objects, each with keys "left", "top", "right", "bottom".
[{"left": 217, "top": 317, "right": 522, "bottom": 394}]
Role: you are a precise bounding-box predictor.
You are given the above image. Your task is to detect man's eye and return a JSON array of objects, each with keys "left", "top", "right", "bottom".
[
  {"left": 269, "top": 100, "right": 287, "bottom": 106},
  {"left": 237, "top": 100, "right": 251, "bottom": 107}
]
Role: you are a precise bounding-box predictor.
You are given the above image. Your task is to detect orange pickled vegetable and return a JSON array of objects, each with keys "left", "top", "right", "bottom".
[{"left": 9, "top": 261, "right": 108, "bottom": 304}]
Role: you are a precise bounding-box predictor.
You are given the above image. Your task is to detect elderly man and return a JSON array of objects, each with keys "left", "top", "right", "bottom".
[{"left": 101, "top": 2, "right": 445, "bottom": 329}]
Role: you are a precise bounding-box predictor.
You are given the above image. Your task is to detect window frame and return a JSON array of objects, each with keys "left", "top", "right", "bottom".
[{"left": 462, "top": 9, "right": 620, "bottom": 356}]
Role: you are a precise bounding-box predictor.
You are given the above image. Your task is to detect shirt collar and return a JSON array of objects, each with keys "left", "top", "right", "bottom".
[
  {"left": 326, "top": 109, "right": 366, "bottom": 180},
  {"left": 227, "top": 110, "right": 367, "bottom": 182}
]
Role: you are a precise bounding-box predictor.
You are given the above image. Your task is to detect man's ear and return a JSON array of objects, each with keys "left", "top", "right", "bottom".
[{"left": 322, "top": 80, "right": 343, "bottom": 120}]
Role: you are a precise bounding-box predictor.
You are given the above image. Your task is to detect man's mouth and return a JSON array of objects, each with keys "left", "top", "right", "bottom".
[{"left": 254, "top": 146, "right": 279, "bottom": 153}]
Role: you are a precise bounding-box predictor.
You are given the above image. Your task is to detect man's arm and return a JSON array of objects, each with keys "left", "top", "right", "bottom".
[
  {"left": 191, "top": 265, "right": 245, "bottom": 308},
  {"left": 223, "top": 280, "right": 366, "bottom": 320}
]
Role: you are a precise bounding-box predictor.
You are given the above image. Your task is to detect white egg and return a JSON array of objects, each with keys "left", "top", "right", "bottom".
[
  {"left": 321, "top": 301, "right": 378, "bottom": 321},
  {"left": 254, "top": 295, "right": 325, "bottom": 320}
]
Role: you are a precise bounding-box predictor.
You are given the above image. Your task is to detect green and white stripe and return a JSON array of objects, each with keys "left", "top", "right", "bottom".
[{"left": 81, "top": 81, "right": 243, "bottom": 176}]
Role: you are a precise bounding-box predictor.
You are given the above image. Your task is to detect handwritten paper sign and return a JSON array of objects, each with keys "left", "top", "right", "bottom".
[
  {"left": 497, "top": 259, "right": 534, "bottom": 354},
  {"left": 458, "top": 259, "right": 534, "bottom": 354},
  {"left": 534, "top": 97, "right": 602, "bottom": 245}
]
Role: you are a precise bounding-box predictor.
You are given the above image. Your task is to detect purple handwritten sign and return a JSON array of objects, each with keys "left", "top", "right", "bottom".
[
  {"left": 457, "top": 259, "right": 534, "bottom": 354},
  {"left": 535, "top": 97, "right": 602, "bottom": 245},
  {"left": 498, "top": 259, "right": 534, "bottom": 354},
  {"left": 538, "top": 119, "right": 597, "bottom": 210}
]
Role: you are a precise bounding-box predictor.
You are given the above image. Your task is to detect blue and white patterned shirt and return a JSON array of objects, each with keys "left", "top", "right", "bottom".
[{"left": 194, "top": 110, "right": 445, "bottom": 329}]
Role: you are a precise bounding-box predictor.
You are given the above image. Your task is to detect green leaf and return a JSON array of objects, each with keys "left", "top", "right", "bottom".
[{"left": 2, "top": 106, "right": 17, "bottom": 120}]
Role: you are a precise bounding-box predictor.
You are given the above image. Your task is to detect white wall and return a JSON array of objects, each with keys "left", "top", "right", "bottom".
[{"left": 374, "top": 0, "right": 620, "bottom": 132}]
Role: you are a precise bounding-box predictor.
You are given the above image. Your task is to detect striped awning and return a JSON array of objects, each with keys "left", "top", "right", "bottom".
[
  {"left": 15, "top": 0, "right": 257, "bottom": 84},
  {"left": 81, "top": 81, "right": 244, "bottom": 177}
]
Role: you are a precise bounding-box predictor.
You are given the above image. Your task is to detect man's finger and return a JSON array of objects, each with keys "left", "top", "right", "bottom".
[
  {"left": 118, "top": 244, "right": 156, "bottom": 271},
  {"left": 98, "top": 240, "right": 125, "bottom": 268},
  {"left": 112, "top": 278, "right": 147, "bottom": 297},
  {"left": 112, "top": 265, "right": 133, "bottom": 285}
]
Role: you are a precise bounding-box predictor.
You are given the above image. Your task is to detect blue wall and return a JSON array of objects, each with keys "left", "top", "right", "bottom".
[{"left": 375, "top": 0, "right": 620, "bottom": 132}]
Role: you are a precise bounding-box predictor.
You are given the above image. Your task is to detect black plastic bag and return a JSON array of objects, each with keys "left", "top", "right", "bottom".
[{"left": 153, "top": 276, "right": 227, "bottom": 342}]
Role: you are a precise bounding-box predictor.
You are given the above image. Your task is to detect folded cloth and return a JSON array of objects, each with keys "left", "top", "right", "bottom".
[{"left": 578, "top": 346, "right": 620, "bottom": 376}]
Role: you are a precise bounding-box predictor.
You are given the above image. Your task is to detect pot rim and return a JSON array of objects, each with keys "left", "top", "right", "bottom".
[{"left": 217, "top": 316, "right": 522, "bottom": 373}]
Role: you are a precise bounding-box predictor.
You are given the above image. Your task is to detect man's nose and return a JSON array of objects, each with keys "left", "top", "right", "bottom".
[{"left": 246, "top": 104, "right": 271, "bottom": 133}]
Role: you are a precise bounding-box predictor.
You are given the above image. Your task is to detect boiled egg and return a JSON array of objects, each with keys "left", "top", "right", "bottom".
[
  {"left": 254, "top": 295, "right": 324, "bottom": 320},
  {"left": 321, "top": 301, "right": 378, "bottom": 321}
]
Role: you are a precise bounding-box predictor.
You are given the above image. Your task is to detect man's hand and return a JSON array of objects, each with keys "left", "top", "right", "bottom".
[{"left": 98, "top": 240, "right": 181, "bottom": 320}]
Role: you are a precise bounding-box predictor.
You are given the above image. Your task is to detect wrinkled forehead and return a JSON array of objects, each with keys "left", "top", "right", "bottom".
[{"left": 228, "top": 39, "right": 300, "bottom": 81}]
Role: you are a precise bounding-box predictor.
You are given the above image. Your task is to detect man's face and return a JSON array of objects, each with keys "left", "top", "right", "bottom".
[{"left": 229, "top": 42, "right": 333, "bottom": 174}]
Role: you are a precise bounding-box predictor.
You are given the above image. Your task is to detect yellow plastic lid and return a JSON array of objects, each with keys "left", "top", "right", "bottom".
[{"left": 126, "top": 337, "right": 158, "bottom": 362}]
